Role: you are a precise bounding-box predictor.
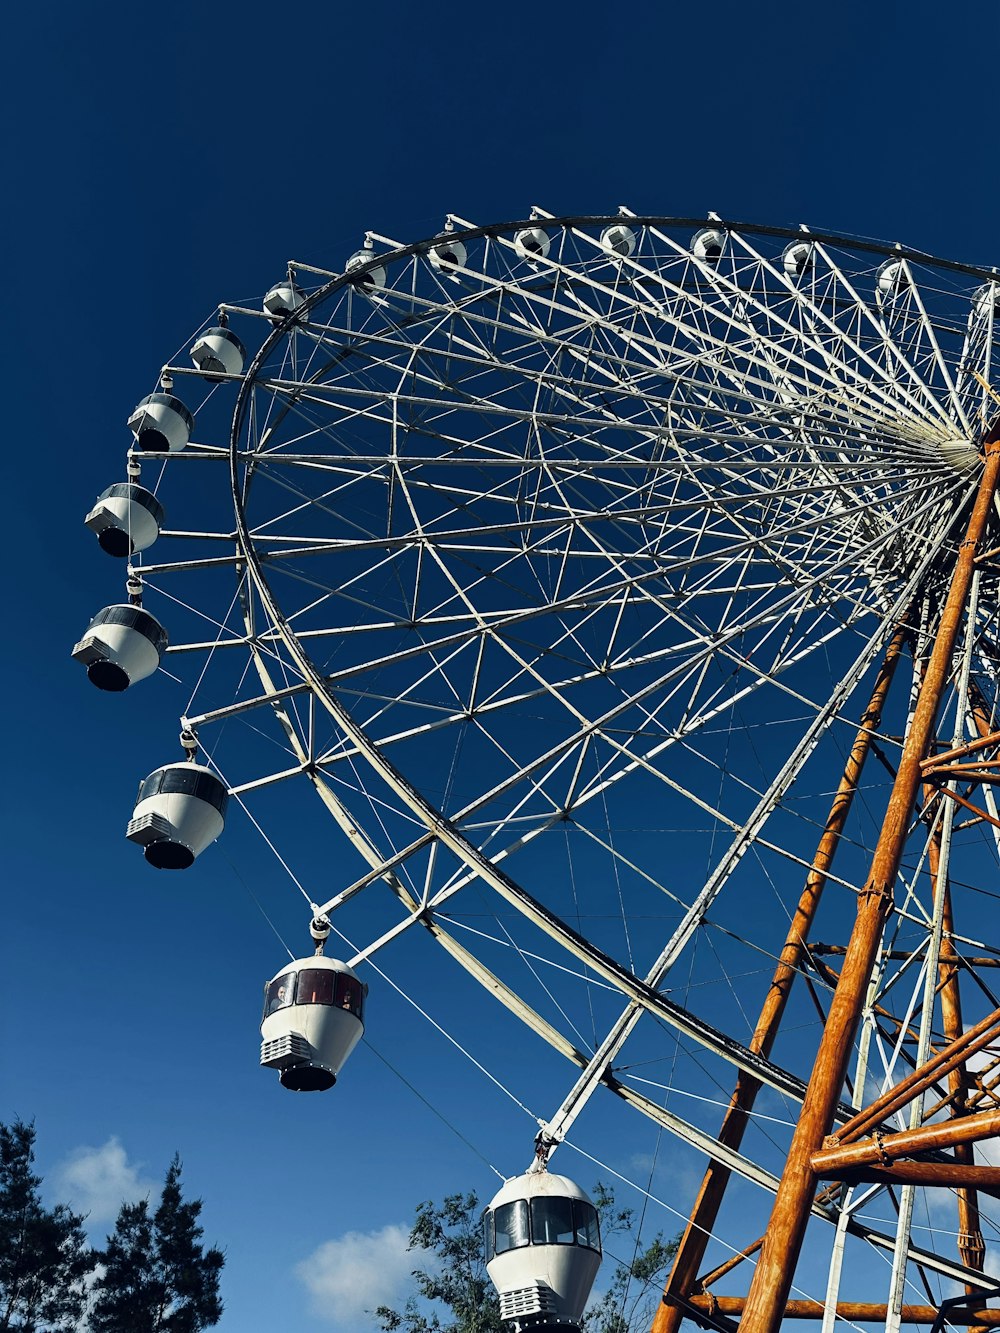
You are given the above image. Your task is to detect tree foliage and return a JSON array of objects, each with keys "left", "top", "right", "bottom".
[
  {"left": 376, "top": 1193, "right": 503, "bottom": 1333},
  {"left": 0, "top": 1122, "right": 224, "bottom": 1333},
  {"left": 376, "top": 1186, "right": 678, "bottom": 1333},
  {"left": 89, "top": 1157, "right": 224, "bottom": 1333},
  {"left": 582, "top": 1184, "right": 678, "bottom": 1333},
  {"left": 0, "top": 1120, "right": 95, "bottom": 1333}
]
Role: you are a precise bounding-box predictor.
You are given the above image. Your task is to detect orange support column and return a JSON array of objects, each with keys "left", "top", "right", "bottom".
[{"left": 739, "top": 434, "right": 1000, "bottom": 1333}]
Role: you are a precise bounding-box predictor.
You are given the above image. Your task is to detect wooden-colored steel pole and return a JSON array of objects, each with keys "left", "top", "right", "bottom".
[
  {"left": 651, "top": 627, "right": 908, "bottom": 1333},
  {"left": 739, "top": 436, "right": 1000, "bottom": 1333},
  {"left": 812, "top": 1107, "right": 1000, "bottom": 1171},
  {"left": 811, "top": 1163, "right": 1000, "bottom": 1198},
  {"left": 808, "top": 944, "right": 1000, "bottom": 969},
  {"left": 950, "top": 684, "right": 1000, "bottom": 1280},
  {"left": 929, "top": 845, "right": 987, "bottom": 1274},
  {"left": 834, "top": 1004, "right": 1000, "bottom": 1144},
  {"left": 686, "top": 1296, "right": 1000, "bottom": 1325}
]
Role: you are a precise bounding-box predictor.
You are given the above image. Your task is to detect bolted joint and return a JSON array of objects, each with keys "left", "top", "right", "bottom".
[
  {"left": 532, "top": 1125, "right": 561, "bottom": 1170},
  {"left": 859, "top": 878, "right": 893, "bottom": 908},
  {"left": 958, "top": 1229, "right": 986, "bottom": 1269}
]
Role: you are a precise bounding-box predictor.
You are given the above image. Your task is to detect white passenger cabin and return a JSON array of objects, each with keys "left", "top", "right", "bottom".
[
  {"left": 263, "top": 280, "right": 306, "bottom": 324},
  {"left": 190, "top": 326, "right": 246, "bottom": 379},
  {"left": 692, "top": 228, "right": 726, "bottom": 262},
  {"left": 974, "top": 283, "right": 1000, "bottom": 321},
  {"left": 125, "top": 762, "right": 228, "bottom": 869},
  {"left": 782, "top": 241, "right": 813, "bottom": 278},
  {"left": 84, "top": 483, "right": 164, "bottom": 557},
  {"left": 876, "top": 259, "right": 909, "bottom": 301},
  {"left": 599, "top": 224, "right": 636, "bottom": 259},
  {"left": 346, "top": 250, "right": 388, "bottom": 293},
  {"left": 260, "top": 955, "right": 366, "bottom": 1091},
  {"left": 514, "top": 227, "right": 551, "bottom": 262},
  {"left": 485, "top": 1170, "right": 602, "bottom": 1333},
  {"left": 127, "top": 393, "right": 194, "bottom": 452},
  {"left": 72, "top": 605, "right": 168, "bottom": 691},
  {"left": 429, "top": 236, "right": 468, "bottom": 271}
]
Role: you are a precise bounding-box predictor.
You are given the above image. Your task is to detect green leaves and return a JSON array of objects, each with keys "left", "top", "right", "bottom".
[{"left": 376, "top": 1193, "right": 503, "bottom": 1333}]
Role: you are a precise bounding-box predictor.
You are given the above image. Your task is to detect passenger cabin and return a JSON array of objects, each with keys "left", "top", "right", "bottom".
[
  {"left": 514, "top": 227, "right": 551, "bottom": 262},
  {"left": 484, "top": 1170, "right": 602, "bottom": 1333},
  {"left": 599, "top": 224, "right": 636, "bottom": 259},
  {"left": 974, "top": 284, "right": 1000, "bottom": 321},
  {"left": 126, "top": 762, "right": 228, "bottom": 869},
  {"left": 127, "top": 393, "right": 194, "bottom": 452},
  {"left": 876, "top": 259, "right": 909, "bottom": 300},
  {"left": 84, "top": 483, "right": 165, "bottom": 557},
  {"left": 263, "top": 281, "right": 306, "bottom": 324},
  {"left": 346, "top": 250, "right": 387, "bottom": 293},
  {"left": 692, "top": 228, "right": 725, "bottom": 262},
  {"left": 260, "top": 955, "right": 366, "bottom": 1091},
  {"left": 428, "top": 236, "right": 468, "bottom": 271},
  {"left": 190, "top": 326, "right": 246, "bottom": 379},
  {"left": 72, "top": 604, "right": 168, "bottom": 691},
  {"left": 782, "top": 241, "right": 813, "bottom": 278}
]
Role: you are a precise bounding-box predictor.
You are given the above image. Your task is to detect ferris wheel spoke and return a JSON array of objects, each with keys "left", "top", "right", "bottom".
[
  {"left": 323, "top": 263, "right": 897, "bottom": 446},
  {"left": 891, "top": 263, "right": 971, "bottom": 434},
  {"left": 484, "top": 223, "right": 950, "bottom": 441},
  {"left": 296, "top": 501, "right": 938, "bottom": 794},
  {"left": 723, "top": 229, "right": 960, "bottom": 433},
  {"left": 810, "top": 244, "right": 962, "bottom": 429},
  {"left": 957, "top": 301, "right": 1000, "bottom": 424}
]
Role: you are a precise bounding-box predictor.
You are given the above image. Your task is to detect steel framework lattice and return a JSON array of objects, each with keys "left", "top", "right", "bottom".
[{"left": 94, "top": 212, "right": 1000, "bottom": 1332}]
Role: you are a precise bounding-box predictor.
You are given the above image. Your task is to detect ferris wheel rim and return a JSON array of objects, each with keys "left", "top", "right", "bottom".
[
  {"left": 220, "top": 213, "right": 1000, "bottom": 404},
  {"left": 216, "top": 212, "right": 987, "bottom": 1112}
]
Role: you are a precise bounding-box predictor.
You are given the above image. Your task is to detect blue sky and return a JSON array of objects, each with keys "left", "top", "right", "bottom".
[{"left": 6, "top": 1, "right": 1000, "bottom": 1330}]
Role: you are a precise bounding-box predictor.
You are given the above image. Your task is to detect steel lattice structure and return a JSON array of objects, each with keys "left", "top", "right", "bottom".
[{"left": 84, "top": 212, "right": 1000, "bottom": 1332}]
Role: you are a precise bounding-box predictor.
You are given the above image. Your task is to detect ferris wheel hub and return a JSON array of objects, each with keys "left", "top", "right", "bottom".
[{"left": 937, "top": 435, "right": 980, "bottom": 470}]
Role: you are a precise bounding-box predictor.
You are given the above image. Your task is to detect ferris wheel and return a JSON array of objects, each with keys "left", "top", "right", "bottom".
[{"left": 76, "top": 211, "right": 1000, "bottom": 1333}]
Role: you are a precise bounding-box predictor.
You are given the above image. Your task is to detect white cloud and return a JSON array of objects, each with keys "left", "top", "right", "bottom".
[
  {"left": 296, "top": 1224, "right": 416, "bottom": 1326},
  {"left": 53, "top": 1138, "right": 157, "bottom": 1225}
]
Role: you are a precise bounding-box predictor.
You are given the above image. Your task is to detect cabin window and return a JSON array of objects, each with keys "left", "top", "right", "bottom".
[
  {"left": 335, "top": 973, "right": 364, "bottom": 1019},
  {"left": 573, "top": 1200, "right": 600, "bottom": 1252},
  {"left": 486, "top": 1197, "right": 599, "bottom": 1256},
  {"left": 530, "top": 1196, "right": 575, "bottom": 1246},
  {"left": 296, "top": 968, "right": 337, "bottom": 1006},
  {"left": 493, "top": 1200, "right": 529, "bottom": 1254},
  {"left": 263, "top": 971, "right": 296, "bottom": 1019},
  {"left": 99, "top": 484, "right": 165, "bottom": 524},
  {"left": 137, "top": 767, "right": 228, "bottom": 815},
  {"left": 90, "top": 605, "right": 168, "bottom": 654}
]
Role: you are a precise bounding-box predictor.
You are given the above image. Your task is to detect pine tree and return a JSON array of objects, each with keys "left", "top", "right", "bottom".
[
  {"left": 89, "top": 1201, "right": 158, "bottom": 1332},
  {"left": 90, "top": 1156, "right": 224, "bottom": 1333},
  {"left": 0, "top": 1119, "right": 95, "bottom": 1333}
]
